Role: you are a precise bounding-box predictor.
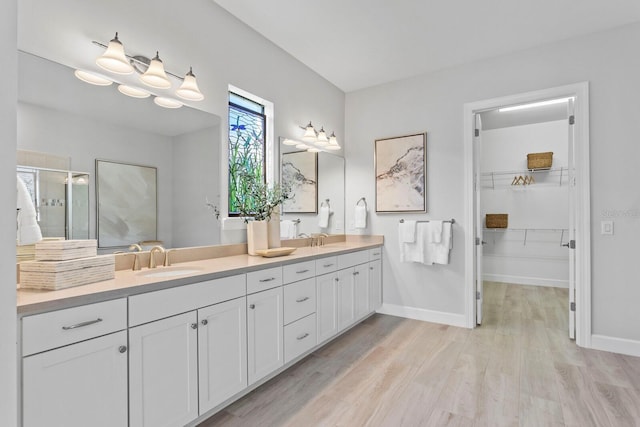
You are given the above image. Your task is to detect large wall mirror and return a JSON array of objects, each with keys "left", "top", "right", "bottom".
[
  {"left": 17, "top": 51, "right": 222, "bottom": 251},
  {"left": 279, "top": 137, "right": 345, "bottom": 237}
]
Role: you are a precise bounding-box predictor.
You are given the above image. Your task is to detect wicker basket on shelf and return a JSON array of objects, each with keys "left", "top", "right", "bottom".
[
  {"left": 485, "top": 214, "right": 508, "bottom": 229},
  {"left": 527, "top": 152, "right": 553, "bottom": 170}
]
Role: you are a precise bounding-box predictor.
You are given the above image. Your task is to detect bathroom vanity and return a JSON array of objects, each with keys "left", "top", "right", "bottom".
[{"left": 17, "top": 237, "right": 383, "bottom": 427}]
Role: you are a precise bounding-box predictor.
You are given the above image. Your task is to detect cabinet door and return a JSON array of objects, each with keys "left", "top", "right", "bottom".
[
  {"left": 129, "top": 311, "right": 199, "bottom": 427},
  {"left": 247, "top": 287, "right": 284, "bottom": 385},
  {"left": 369, "top": 259, "right": 382, "bottom": 312},
  {"left": 316, "top": 272, "right": 338, "bottom": 343},
  {"left": 354, "top": 264, "right": 370, "bottom": 320},
  {"left": 198, "top": 297, "right": 247, "bottom": 414},
  {"left": 23, "top": 330, "right": 128, "bottom": 427},
  {"left": 337, "top": 268, "right": 356, "bottom": 331}
]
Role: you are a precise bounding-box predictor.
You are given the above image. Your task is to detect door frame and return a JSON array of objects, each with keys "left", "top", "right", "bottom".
[{"left": 463, "top": 82, "right": 591, "bottom": 348}]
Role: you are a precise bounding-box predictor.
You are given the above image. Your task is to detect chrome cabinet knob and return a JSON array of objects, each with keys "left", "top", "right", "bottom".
[
  {"left": 201, "top": 319, "right": 208, "bottom": 326},
  {"left": 249, "top": 304, "right": 256, "bottom": 309},
  {"left": 190, "top": 323, "right": 198, "bottom": 329},
  {"left": 118, "top": 345, "right": 127, "bottom": 354}
]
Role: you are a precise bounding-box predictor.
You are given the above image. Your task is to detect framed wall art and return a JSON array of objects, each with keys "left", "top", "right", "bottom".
[
  {"left": 375, "top": 132, "right": 427, "bottom": 213},
  {"left": 281, "top": 151, "right": 318, "bottom": 213},
  {"left": 96, "top": 159, "right": 157, "bottom": 248}
]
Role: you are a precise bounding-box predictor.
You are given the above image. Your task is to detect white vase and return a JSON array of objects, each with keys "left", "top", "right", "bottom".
[
  {"left": 267, "top": 212, "right": 281, "bottom": 249},
  {"left": 247, "top": 220, "right": 268, "bottom": 256}
]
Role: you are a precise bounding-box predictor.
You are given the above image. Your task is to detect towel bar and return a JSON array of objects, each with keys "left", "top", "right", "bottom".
[{"left": 399, "top": 218, "right": 455, "bottom": 224}]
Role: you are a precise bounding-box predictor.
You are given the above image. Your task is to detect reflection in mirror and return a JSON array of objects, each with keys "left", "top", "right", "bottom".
[
  {"left": 279, "top": 137, "right": 345, "bottom": 237},
  {"left": 17, "top": 165, "right": 90, "bottom": 240},
  {"left": 17, "top": 51, "right": 222, "bottom": 251}
]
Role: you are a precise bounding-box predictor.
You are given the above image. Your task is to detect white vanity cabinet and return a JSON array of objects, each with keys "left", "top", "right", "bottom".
[
  {"left": 316, "top": 271, "right": 339, "bottom": 344},
  {"left": 247, "top": 286, "right": 284, "bottom": 385},
  {"left": 198, "top": 297, "right": 248, "bottom": 414},
  {"left": 129, "top": 311, "right": 199, "bottom": 427},
  {"left": 21, "top": 299, "right": 128, "bottom": 427},
  {"left": 369, "top": 259, "right": 382, "bottom": 311},
  {"left": 128, "top": 274, "right": 246, "bottom": 427},
  {"left": 337, "top": 267, "right": 356, "bottom": 330}
]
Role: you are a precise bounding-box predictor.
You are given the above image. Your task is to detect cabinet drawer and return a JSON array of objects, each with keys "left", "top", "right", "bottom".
[
  {"left": 22, "top": 298, "right": 127, "bottom": 356},
  {"left": 284, "top": 313, "right": 317, "bottom": 364},
  {"left": 283, "top": 278, "right": 316, "bottom": 325},
  {"left": 129, "top": 274, "right": 245, "bottom": 327},
  {"left": 282, "top": 260, "right": 315, "bottom": 284},
  {"left": 337, "top": 250, "right": 369, "bottom": 269},
  {"left": 369, "top": 247, "right": 382, "bottom": 261},
  {"left": 315, "top": 256, "right": 337, "bottom": 275},
  {"left": 247, "top": 267, "right": 283, "bottom": 294}
]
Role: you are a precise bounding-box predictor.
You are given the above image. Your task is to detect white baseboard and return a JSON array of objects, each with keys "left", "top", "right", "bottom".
[
  {"left": 590, "top": 334, "right": 640, "bottom": 357},
  {"left": 377, "top": 303, "right": 467, "bottom": 328},
  {"left": 483, "top": 273, "right": 568, "bottom": 288}
]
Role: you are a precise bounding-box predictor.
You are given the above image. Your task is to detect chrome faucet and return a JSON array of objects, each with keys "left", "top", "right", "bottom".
[
  {"left": 149, "top": 246, "right": 165, "bottom": 269},
  {"left": 164, "top": 249, "right": 174, "bottom": 267}
]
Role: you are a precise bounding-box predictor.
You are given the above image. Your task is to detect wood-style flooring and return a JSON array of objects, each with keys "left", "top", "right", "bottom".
[{"left": 199, "top": 282, "right": 640, "bottom": 426}]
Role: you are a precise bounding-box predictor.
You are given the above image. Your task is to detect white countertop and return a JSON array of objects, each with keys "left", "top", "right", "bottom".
[{"left": 17, "top": 239, "right": 383, "bottom": 316}]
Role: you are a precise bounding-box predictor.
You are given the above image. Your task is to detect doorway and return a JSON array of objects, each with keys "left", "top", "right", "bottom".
[{"left": 463, "top": 83, "right": 591, "bottom": 348}]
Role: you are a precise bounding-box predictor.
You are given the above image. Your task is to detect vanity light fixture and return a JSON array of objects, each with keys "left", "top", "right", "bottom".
[
  {"left": 140, "top": 52, "right": 171, "bottom": 89},
  {"left": 73, "top": 70, "right": 113, "bottom": 86},
  {"left": 81, "top": 35, "right": 206, "bottom": 105},
  {"left": 175, "top": 67, "right": 205, "bottom": 101},
  {"left": 95, "top": 32, "right": 134, "bottom": 75},
  {"left": 117, "top": 84, "right": 151, "bottom": 98},
  {"left": 154, "top": 96, "right": 183, "bottom": 109}
]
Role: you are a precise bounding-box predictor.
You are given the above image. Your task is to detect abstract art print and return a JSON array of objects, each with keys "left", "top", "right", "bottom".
[
  {"left": 375, "top": 133, "right": 427, "bottom": 213},
  {"left": 282, "top": 151, "right": 318, "bottom": 213},
  {"left": 96, "top": 160, "right": 157, "bottom": 248}
]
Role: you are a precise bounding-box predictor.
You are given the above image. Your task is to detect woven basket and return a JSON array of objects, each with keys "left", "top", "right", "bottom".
[
  {"left": 527, "top": 152, "right": 553, "bottom": 170},
  {"left": 486, "top": 214, "right": 508, "bottom": 229}
]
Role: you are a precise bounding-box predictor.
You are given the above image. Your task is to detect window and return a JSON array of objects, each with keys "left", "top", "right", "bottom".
[{"left": 228, "top": 92, "right": 266, "bottom": 215}]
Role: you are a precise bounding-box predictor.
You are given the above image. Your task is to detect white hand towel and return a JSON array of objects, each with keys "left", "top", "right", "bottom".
[
  {"left": 17, "top": 175, "right": 43, "bottom": 245},
  {"left": 432, "top": 222, "right": 452, "bottom": 265},
  {"left": 401, "top": 223, "right": 433, "bottom": 264},
  {"left": 318, "top": 206, "right": 330, "bottom": 228},
  {"left": 354, "top": 205, "right": 367, "bottom": 229},
  {"left": 280, "top": 220, "right": 297, "bottom": 239},
  {"left": 399, "top": 220, "right": 417, "bottom": 243},
  {"left": 427, "top": 220, "right": 443, "bottom": 243}
]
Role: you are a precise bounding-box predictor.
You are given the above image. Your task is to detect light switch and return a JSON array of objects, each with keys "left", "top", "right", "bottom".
[{"left": 601, "top": 220, "right": 614, "bottom": 235}]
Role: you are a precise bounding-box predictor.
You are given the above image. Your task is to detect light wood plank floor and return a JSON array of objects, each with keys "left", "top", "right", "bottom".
[{"left": 199, "top": 282, "right": 640, "bottom": 426}]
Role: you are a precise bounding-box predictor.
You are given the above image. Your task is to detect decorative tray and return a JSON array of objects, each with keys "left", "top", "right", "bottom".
[{"left": 255, "top": 247, "right": 297, "bottom": 258}]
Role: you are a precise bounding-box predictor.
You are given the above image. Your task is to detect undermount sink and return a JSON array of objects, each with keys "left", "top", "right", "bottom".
[{"left": 137, "top": 267, "right": 204, "bottom": 278}]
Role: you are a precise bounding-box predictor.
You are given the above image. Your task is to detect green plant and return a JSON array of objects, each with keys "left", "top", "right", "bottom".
[
  {"left": 233, "top": 172, "right": 291, "bottom": 222},
  {"left": 207, "top": 173, "right": 291, "bottom": 223}
]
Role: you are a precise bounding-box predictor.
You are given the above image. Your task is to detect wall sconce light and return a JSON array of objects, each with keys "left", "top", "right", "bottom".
[
  {"left": 298, "top": 121, "right": 341, "bottom": 152},
  {"left": 75, "top": 32, "right": 205, "bottom": 108}
]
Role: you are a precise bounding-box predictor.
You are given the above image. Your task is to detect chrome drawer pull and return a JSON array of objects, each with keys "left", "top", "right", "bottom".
[
  {"left": 296, "top": 269, "right": 310, "bottom": 274},
  {"left": 372, "top": 252, "right": 380, "bottom": 256},
  {"left": 259, "top": 277, "right": 276, "bottom": 282},
  {"left": 296, "top": 296, "right": 310, "bottom": 303},
  {"left": 296, "top": 332, "right": 310, "bottom": 340},
  {"left": 323, "top": 263, "right": 334, "bottom": 268},
  {"left": 62, "top": 318, "right": 103, "bottom": 330}
]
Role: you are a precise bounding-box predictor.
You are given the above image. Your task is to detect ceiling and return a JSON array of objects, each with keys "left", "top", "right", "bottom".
[{"left": 214, "top": 0, "right": 640, "bottom": 92}]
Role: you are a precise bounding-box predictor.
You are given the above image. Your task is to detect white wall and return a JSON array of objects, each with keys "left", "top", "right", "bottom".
[
  {"left": 481, "top": 120, "right": 569, "bottom": 287},
  {"left": 18, "top": 102, "right": 175, "bottom": 248},
  {"left": 172, "top": 126, "right": 221, "bottom": 247},
  {"left": 346, "top": 23, "right": 640, "bottom": 341},
  {"left": 0, "top": 0, "right": 16, "bottom": 424}
]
